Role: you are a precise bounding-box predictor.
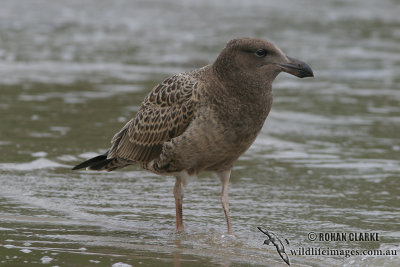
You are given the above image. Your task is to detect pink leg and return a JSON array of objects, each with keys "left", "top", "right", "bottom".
[
  {"left": 215, "top": 169, "right": 234, "bottom": 235},
  {"left": 174, "top": 176, "right": 184, "bottom": 232}
]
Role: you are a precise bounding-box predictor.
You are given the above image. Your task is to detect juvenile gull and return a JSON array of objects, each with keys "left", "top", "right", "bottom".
[{"left": 73, "top": 38, "right": 313, "bottom": 235}]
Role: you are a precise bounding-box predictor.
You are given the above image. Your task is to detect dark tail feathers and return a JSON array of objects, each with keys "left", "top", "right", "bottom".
[
  {"left": 72, "top": 153, "right": 108, "bottom": 170},
  {"left": 72, "top": 151, "right": 130, "bottom": 171}
]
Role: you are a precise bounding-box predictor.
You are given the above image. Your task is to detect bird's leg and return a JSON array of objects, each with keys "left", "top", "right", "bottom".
[
  {"left": 215, "top": 169, "right": 234, "bottom": 235},
  {"left": 174, "top": 176, "right": 184, "bottom": 232}
]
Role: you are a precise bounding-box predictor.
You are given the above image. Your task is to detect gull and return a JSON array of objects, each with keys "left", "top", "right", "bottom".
[{"left": 73, "top": 38, "right": 314, "bottom": 235}]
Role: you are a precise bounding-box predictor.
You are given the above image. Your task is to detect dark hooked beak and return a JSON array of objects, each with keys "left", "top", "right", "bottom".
[{"left": 279, "top": 56, "right": 314, "bottom": 78}]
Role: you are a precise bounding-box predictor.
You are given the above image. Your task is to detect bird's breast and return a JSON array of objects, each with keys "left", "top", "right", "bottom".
[
  {"left": 216, "top": 92, "right": 273, "bottom": 138},
  {"left": 157, "top": 92, "right": 273, "bottom": 173}
]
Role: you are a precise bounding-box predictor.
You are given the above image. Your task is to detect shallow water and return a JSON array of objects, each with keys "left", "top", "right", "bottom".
[{"left": 1, "top": 0, "right": 399, "bottom": 266}]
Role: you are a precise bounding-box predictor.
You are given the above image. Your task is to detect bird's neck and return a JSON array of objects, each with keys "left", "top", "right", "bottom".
[
  {"left": 210, "top": 63, "right": 273, "bottom": 105},
  {"left": 200, "top": 66, "right": 273, "bottom": 131}
]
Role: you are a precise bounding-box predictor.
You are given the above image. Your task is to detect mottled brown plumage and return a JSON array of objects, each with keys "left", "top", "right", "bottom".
[
  {"left": 109, "top": 73, "right": 199, "bottom": 163},
  {"left": 73, "top": 38, "right": 313, "bottom": 234}
]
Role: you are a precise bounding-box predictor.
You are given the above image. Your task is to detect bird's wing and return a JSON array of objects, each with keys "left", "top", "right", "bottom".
[{"left": 108, "top": 73, "right": 200, "bottom": 162}]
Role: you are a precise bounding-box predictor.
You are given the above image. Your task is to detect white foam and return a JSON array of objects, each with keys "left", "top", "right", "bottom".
[
  {"left": 31, "top": 114, "right": 40, "bottom": 120},
  {"left": 0, "top": 61, "right": 179, "bottom": 85},
  {"left": 29, "top": 132, "right": 53, "bottom": 138},
  {"left": 112, "top": 263, "right": 132, "bottom": 267},
  {"left": 57, "top": 155, "right": 79, "bottom": 162},
  {"left": 32, "top": 151, "right": 48, "bottom": 157},
  {"left": 0, "top": 158, "right": 67, "bottom": 171},
  {"left": 79, "top": 152, "right": 99, "bottom": 158},
  {"left": 0, "top": 141, "right": 11, "bottom": 145},
  {"left": 20, "top": 249, "right": 32, "bottom": 253},
  {"left": 305, "top": 159, "right": 400, "bottom": 172},
  {"left": 40, "top": 256, "right": 53, "bottom": 264},
  {"left": 50, "top": 126, "right": 70, "bottom": 135}
]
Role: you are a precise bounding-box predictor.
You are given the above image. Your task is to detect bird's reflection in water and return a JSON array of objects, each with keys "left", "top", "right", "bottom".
[{"left": 173, "top": 239, "right": 182, "bottom": 267}]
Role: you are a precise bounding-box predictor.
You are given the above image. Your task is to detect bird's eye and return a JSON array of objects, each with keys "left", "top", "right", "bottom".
[{"left": 255, "top": 49, "right": 267, "bottom": 57}]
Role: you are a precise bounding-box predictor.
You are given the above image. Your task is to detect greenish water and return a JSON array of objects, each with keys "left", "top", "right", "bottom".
[{"left": 1, "top": 0, "right": 399, "bottom": 266}]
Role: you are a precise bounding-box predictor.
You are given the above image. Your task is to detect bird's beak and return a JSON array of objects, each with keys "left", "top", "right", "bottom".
[{"left": 279, "top": 56, "right": 314, "bottom": 78}]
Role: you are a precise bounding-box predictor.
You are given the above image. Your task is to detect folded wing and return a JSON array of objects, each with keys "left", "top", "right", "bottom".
[{"left": 108, "top": 73, "right": 199, "bottom": 164}]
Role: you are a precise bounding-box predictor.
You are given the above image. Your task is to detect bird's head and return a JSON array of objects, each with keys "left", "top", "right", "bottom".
[{"left": 213, "top": 38, "right": 313, "bottom": 90}]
